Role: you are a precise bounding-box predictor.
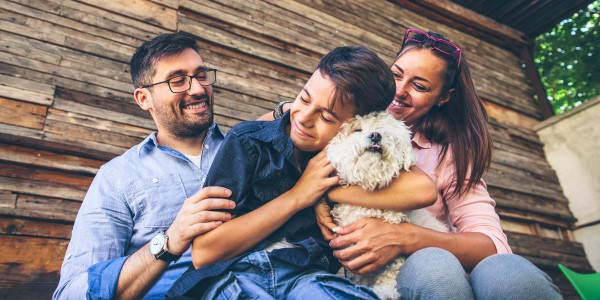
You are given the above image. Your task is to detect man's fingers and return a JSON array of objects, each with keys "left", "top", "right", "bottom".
[
  {"left": 190, "top": 186, "right": 232, "bottom": 203},
  {"left": 189, "top": 221, "right": 224, "bottom": 236},
  {"left": 191, "top": 210, "right": 233, "bottom": 223},
  {"left": 195, "top": 198, "right": 236, "bottom": 212}
]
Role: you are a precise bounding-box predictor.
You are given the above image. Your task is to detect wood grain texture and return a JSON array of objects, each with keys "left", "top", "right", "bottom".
[{"left": 0, "top": 0, "right": 587, "bottom": 297}]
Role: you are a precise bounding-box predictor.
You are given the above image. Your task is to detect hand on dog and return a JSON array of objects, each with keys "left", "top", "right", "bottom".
[
  {"left": 329, "top": 218, "right": 420, "bottom": 275},
  {"left": 314, "top": 198, "right": 336, "bottom": 241},
  {"left": 165, "top": 187, "right": 235, "bottom": 255},
  {"left": 288, "top": 151, "right": 339, "bottom": 210}
]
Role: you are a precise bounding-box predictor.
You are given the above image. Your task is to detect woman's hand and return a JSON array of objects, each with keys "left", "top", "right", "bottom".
[
  {"left": 329, "top": 218, "right": 423, "bottom": 275},
  {"left": 314, "top": 198, "right": 336, "bottom": 241},
  {"left": 288, "top": 151, "right": 339, "bottom": 209}
]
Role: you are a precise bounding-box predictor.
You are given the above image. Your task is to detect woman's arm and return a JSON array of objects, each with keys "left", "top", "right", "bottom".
[
  {"left": 327, "top": 166, "right": 437, "bottom": 211},
  {"left": 329, "top": 219, "right": 496, "bottom": 273},
  {"left": 192, "top": 151, "right": 338, "bottom": 268},
  {"left": 257, "top": 101, "right": 292, "bottom": 121}
]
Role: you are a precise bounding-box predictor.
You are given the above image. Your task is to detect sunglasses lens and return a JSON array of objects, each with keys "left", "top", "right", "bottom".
[
  {"left": 434, "top": 41, "right": 458, "bottom": 55},
  {"left": 406, "top": 30, "right": 428, "bottom": 43}
]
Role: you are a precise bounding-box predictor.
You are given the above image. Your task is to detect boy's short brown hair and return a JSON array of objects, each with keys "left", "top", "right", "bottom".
[{"left": 317, "top": 46, "right": 395, "bottom": 116}]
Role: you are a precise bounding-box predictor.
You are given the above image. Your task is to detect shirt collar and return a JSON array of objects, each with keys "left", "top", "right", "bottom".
[
  {"left": 412, "top": 131, "right": 432, "bottom": 149},
  {"left": 137, "top": 123, "right": 224, "bottom": 156}
]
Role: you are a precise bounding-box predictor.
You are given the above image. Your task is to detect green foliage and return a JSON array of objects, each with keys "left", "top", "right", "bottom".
[{"left": 534, "top": 1, "right": 600, "bottom": 114}]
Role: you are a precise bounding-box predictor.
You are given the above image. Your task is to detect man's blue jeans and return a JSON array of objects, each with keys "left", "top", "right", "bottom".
[
  {"left": 200, "top": 250, "right": 378, "bottom": 299},
  {"left": 397, "top": 247, "right": 563, "bottom": 299}
]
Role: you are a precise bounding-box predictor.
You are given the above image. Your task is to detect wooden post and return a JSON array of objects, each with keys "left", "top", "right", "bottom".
[{"left": 520, "top": 43, "right": 555, "bottom": 119}]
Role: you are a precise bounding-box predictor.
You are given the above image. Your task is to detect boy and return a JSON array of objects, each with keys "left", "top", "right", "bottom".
[{"left": 168, "top": 46, "right": 435, "bottom": 299}]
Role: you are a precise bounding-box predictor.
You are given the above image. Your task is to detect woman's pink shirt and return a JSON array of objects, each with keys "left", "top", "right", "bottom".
[{"left": 413, "top": 132, "right": 512, "bottom": 254}]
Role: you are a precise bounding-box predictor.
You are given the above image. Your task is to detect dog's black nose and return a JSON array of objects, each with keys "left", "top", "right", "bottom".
[{"left": 369, "top": 132, "right": 382, "bottom": 142}]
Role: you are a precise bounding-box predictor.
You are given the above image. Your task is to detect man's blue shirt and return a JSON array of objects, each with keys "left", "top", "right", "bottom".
[
  {"left": 53, "top": 124, "right": 224, "bottom": 300},
  {"left": 167, "top": 111, "right": 338, "bottom": 298}
]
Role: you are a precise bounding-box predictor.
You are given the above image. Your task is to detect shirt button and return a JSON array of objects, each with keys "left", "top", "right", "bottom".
[
  {"left": 202, "top": 177, "right": 206, "bottom": 183},
  {"left": 204, "top": 144, "right": 209, "bottom": 150},
  {"left": 152, "top": 178, "right": 159, "bottom": 183},
  {"left": 66, "top": 254, "right": 72, "bottom": 259}
]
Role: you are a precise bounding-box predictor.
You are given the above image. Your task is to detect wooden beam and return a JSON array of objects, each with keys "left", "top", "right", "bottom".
[
  {"left": 520, "top": 44, "right": 554, "bottom": 119},
  {"left": 393, "top": 0, "right": 527, "bottom": 51}
]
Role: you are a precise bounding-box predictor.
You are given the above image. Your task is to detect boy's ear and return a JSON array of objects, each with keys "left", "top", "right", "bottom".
[
  {"left": 134, "top": 88, "right": 153, "bottom": 111},
  {"left": 439, "top": 88, "right": 454, "bottom": 106}
]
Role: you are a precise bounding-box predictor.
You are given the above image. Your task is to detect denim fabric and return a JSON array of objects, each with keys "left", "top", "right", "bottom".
[
  {"left": 167, "top": 111, "right": 339, "bottom": 297},
  {"left": 53, "top": 125, "right": 225, "bottom": 300},
  {"left": 397, "top": 248, "right": 562, "bottom": 300},
  {"left": 199, "top": 251, "right": 378, "bottom": 300}
]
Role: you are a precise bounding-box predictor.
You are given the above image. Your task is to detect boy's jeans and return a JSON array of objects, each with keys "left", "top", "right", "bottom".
[{"left": 201, "top": 250, "right": 378, "bottom": 299}]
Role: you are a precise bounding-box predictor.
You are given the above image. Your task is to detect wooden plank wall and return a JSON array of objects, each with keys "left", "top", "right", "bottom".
[{"left": 0, "top": 0, "right": 591, "bottom": 298}]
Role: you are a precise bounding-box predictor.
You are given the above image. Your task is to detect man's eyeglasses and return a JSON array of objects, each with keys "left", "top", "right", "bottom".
[
  {"left": 141, "top": 68, "right": 217, "bottom": 93},
  {"left": 401, "top": 29, "right": 462, "bottom": 66}
]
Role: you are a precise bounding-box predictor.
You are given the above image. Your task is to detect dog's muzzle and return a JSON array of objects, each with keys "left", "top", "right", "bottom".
[{"left": 367, "top": 132, "right": 383, "bottom": 153}]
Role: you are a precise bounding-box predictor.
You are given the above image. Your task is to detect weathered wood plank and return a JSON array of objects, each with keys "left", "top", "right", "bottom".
[
  {"left": 0, "top": 217, "right": 73, "bottom": 239},
  {"left": 0, "top": 143, "right": 102, "bottom": 175},
  {"left": 0, "top": 52, "right": 132, "bottom": 94},
  {"left": 0, "top": 190, "right": 17, "bottom": 208},
  {"left": 178, "top": 14, "right": 316, "bottom": 73},
  {"left": 0, "top": 9, "right": 134, "bottom": 63},
  {"left": 3, "top": 0, "right": 143, "bottom": 47},
  {"left": 46, "top": 0, "right": 167, "bottom": 36},
  {"left": 0, "top": 97, "right": 47, "bottom": 129},
  {"left": 0, "top": 176, "right": 86, "bottom": 202},
  {"left": 0, "top": 235, "right": 67, "bottom": 300},
  {"left": 0, "top": 84, "right": 53, "bottom": 106},
  {"left": 0, "top": 62, "right": 132, "bottom": 103},
  {"left": 0, "top": 162, "right": 92, "bottom": 191},
  {"left": 77, "top": 0, "right": 177, "bottom": 30},
  {"left": 47, "top": 108, "right": 152, "bottom": 139}
]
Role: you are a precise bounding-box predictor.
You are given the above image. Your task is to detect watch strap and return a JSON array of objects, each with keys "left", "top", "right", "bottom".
[
  {"left": 274, "top": 100, "right": 292, "bottom": 119},
  {"left": 156, "top": 250, "right": 181, "bottom": 263}
]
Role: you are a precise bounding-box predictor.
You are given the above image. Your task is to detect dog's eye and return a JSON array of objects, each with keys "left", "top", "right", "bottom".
[{"left": 353, "top": 129, "right": 362, "bottom": 132}]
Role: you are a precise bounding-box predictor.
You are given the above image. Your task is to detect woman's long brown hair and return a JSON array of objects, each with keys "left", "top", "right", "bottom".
[{"left": 400, "top": 32, "right": 493, "bottom": 198}]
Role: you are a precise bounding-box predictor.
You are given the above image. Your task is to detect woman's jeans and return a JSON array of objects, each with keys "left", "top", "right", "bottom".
[
  {"left": 397, "top": 247, "right": 563, "bottom": 300},
  {"left": 200, "top": 250, "right": 378, "bottom": 299}
]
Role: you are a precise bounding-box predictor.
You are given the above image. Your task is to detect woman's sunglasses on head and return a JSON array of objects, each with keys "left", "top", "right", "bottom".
[{"left": 401, "top": 29, "right": 462, "bottom": 66}]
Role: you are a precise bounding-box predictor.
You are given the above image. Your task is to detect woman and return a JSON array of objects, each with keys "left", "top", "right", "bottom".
[{"left": 265, "top": 29, "right": 561, "bottom": 299}]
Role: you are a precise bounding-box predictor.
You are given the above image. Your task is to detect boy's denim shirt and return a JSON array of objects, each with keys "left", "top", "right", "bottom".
[{"left": 167, "top": 110, "right": 339, "bottom": 297}]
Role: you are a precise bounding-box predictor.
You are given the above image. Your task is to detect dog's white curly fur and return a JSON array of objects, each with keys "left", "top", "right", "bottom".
[{"left": 326, "top": 111, "right": 449, "bottom": 300}]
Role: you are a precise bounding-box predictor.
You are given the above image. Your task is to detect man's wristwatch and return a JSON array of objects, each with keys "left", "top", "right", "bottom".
[
  {"left": 149, "top": 231, "right": 181, "bottom": 263},
  {"left": 273, "top": 100, "right": 292, "bottom": 119}
]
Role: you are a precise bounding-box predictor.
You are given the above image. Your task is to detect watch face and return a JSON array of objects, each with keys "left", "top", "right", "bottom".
[{"left": 149, "top": 232, "right": 166, "bottom": 255}]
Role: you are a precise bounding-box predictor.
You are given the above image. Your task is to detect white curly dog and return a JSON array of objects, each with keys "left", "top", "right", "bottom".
[{"left": 326, "top": 111, "right": 448, "bottom": 300}]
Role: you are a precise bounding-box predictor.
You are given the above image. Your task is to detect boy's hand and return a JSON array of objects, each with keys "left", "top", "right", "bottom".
[
  {"left": 288, "top": 151, "right": 339, "bottom": 209},
  {"left": 166, "top": 187, "right": 236, "bottom": 255},
  {"left": 314, "top": 198, "right": 336, "bottom": 241}
]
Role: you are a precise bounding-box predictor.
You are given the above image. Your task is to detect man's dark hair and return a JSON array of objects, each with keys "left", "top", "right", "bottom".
[
  {"left": 317, "top": 45, "right": 395, "bottom": 116},
  {"left": 130, "top": 33, "right": 200, "bottom": 88}
]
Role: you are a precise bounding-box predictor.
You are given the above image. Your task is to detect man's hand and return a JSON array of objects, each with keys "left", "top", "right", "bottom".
[
  {"left": 165, "top": 186, "right": 235, "bottom": 255},
  {"left": 314, "top": 198, "right": 336, "bottom": 241},
  {"left": 329, "top": 218, "right": 421, "bottom": 275}
]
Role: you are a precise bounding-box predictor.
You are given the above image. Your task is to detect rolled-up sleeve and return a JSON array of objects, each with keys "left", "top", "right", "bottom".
[{"left": 53, "top": 166, "right": 134, "bottom": 300}]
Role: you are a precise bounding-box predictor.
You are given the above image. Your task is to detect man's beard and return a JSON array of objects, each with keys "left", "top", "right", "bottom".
[
  {"left": 167, "top": 109, "right": 214, "bottom": 140},
  {"left": 154, "top": 95, "right": 215, "bottom": 140}
]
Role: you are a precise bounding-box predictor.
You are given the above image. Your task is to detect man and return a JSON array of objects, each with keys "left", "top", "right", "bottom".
[{"left": 54, "top": 33, "right": 235, "bottom": 299}]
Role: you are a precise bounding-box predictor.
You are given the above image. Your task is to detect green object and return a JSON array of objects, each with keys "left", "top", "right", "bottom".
[{"left": 558, "top": 263, "right": 600, "bottom": 300}]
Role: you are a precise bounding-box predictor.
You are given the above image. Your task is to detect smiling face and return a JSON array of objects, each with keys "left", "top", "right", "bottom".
[
  {"left": 386, "top": 48, "right": 452, "bottom": 127},
  {"left": 289, "top": 70, "right": 357, "bottom": 153},
  {"left": 135, "top": 48, "right": 214, "bottom": 140}
]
